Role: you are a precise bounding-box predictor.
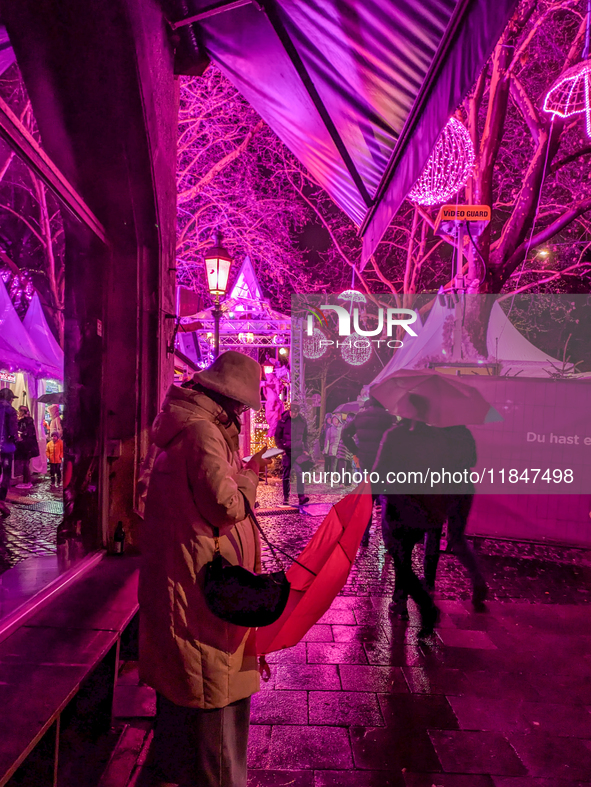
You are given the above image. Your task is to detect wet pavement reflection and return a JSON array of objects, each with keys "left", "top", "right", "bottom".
[
  {"left": 0, "top": 478, "right": 60, "bottom": 573},
  {"left": 244, "top": 482, "right": 591, "bottom": 786},
  {"left": 90, "top": 480, "right": 591, "bottom": 785}
]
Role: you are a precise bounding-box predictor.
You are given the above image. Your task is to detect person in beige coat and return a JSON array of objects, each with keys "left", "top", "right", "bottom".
[{"left": 138, "top": 351, "right": 271, "bottom": 787}]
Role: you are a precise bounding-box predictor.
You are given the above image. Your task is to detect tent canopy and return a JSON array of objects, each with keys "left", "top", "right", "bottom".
[
  {"left": 371, "top": 300, "right": 565, "bottom": 381},
  {"left": 171, "top": 0, "right": 518, "bottom": 263},
  {"left": 23, "top": 292, "right": 64, "bottom": 378},
  {"left": 0, "top": 278, "right": 62, "bottom": 379}
]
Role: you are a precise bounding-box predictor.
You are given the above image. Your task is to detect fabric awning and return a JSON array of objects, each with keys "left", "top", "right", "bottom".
[
  {"left": 23, "top": 293, "right": 64, "bottom": 378},
  {"left": 172, "top": 0, "right": 518, "bottom": 264},
  {"left": 0, "top": 278, "right": 62, "bottom": 379}
]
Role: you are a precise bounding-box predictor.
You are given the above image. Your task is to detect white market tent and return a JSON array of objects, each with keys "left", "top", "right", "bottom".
[
  {"left": 371, "top": 299, "right": 564, "bottom": 383},
  {"left": 0, "top": 278, "right": 62, "bottom": 380},
  {"left": 23, "top": 293, "right": 64, "bottom": 378}
]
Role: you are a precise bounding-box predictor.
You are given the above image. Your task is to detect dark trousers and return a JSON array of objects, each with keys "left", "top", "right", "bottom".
[
  {"left": 423, "top": 527, "right": 443, "bottom": 589},
  {"left": 423, "top": 495, "right": 485, "bottom": 592},
  {"left": 22, "top": 459, "right": 31, "bottom": 484},
  {"left": 282, "top": 455, "right": 303, "bottom": 499},
  {"left": 143, "top": 694, "right": 251, "bottom": 787},
  {"left": 447, "top": 494, "right": 486, "bottom": 591},
  {"left": 0, "top": 453, "right": 13, "bottom": 501},
  {"left": 380, "top": 497, "right": 435, "bottom": 614},
  {"left": 49, "top": 462, "right": 62, "bottom": 484}
]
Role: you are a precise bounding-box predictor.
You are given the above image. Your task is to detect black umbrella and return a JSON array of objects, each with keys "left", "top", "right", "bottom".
[{"left": 37, "top": 392, "right": 65, "bottom": 405}]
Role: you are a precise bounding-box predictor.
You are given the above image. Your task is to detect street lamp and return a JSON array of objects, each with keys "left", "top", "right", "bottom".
[{"left": 204, "top": 231, "right": 232, "bottom": 358}]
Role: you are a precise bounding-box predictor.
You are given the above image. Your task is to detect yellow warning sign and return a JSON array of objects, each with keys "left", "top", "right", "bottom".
[{"left": 435, "top": 204, "right": 491, "bottom": 233}]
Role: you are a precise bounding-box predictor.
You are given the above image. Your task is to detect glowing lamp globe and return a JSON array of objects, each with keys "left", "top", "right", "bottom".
[
  {"left": 408, "top": 118, "right": 475, "bottom": 206},
  {"left": 204, "top": 232, "right": 232, "bottom": 296},
  {"left": 303, "top": 327, "right": 328, "bottom": 360},
  {"left": 544, "top": 61, "right": 591, "bottom": 136},
  {"left": 341, "top": 334, "right": 372, "bottom": 366}
]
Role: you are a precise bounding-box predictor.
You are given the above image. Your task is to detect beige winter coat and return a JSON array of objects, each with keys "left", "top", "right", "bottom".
[{"left": 138, "top": 385, "right": 261, "bottom": 709}]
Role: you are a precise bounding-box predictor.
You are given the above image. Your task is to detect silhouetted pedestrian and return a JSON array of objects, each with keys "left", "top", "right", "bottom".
[
  {"left": 342, "top": 397, "right": 394, "bottom": 545},
  {"left": 275, "top": 402, "right": 310, "bottom": 506},
  {"left": 424, "top": 425, "right": 488, "bottom": 609},
  {"left": 15, "top": 405, "right": 40, "bottom": 490},
  {"left": 373, "top": 396, "right": 447, "bottom": 636}
]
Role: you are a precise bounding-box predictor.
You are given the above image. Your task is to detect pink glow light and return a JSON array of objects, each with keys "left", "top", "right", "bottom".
[
  {"left": 544, "top": 61, "right": 591, "bottom": 137},
  {"left": 408, "top": 118, "right": 475, "bottom": 206}
]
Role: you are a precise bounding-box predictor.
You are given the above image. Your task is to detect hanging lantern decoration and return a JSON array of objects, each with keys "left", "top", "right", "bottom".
[
  {"left": 238, "top": 332, "right": 255, "bottom": 344},
  {"left": 341, "top": 334, "right": 372, "bottom": 366},
  {"left": 303, "top": 327, "right": 328, "bottom": 360},
  {"left": 544, "top": 61, "right": 591, "bottom": 137},
  {"left": 408, "top": 118, "right": 475, "bottom": 206},
  {"left": 337, "top": 289, "right": 366, "bottom": 303}
]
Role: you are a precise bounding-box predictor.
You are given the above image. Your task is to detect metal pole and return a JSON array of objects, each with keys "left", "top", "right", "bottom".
[{"left": 213, "top": 297, "right": 221, "bottom": 359}]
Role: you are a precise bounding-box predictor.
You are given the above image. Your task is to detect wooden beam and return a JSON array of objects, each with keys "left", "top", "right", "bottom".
[{"left": 0, "top": 95, "right": 108, "bottom": 245}]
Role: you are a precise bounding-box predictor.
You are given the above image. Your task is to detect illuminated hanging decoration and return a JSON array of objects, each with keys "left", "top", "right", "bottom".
[
  {"left": 303, "top": 327, "right": 328, "bottom": 360},
  {"left": 545, "top": 0, "right": 591, "bottom": 137},
  {"left": 238, "top": 332, "right": 255, "bottom": 344},
  {"left": 408, "top": 118, "right": 475, "bottom": 206},
  {"left": 340, "top": 334, "right": 372, "bottom": 366},
  {"left": 337, "top": 289, "right": 366, "bottom": 303},
  {"left": 544, "top": 61, "right": 591, "bottom": 136}
]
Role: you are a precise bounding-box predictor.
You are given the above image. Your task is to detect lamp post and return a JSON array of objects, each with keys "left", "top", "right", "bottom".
[{"left": 204, "top": 231, "right": 232, "bottom": 358}]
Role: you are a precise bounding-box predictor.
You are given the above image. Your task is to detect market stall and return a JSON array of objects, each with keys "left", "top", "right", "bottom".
[
  {"left": 176, "top": 258, "right": 291, "bottom": 455},
  {"left": 0, "top": 280, "right": 64, "bottom": 476}
]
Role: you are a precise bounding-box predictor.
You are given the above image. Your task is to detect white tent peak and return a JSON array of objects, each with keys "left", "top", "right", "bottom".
[
  {"left": 371, "top": 298, "right": 565, "bottom": 382},
  {"left": 23, "top": 293, "right": 64, "bottom": 377},
  {"left": 229, "top": 256, "right": 263, "bottom": 305},
  {"left": 0, "top": 279, "right": 63, "bottom": 379}
]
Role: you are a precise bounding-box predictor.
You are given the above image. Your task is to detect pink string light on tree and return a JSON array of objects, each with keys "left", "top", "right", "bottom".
[
  {"left": 544, "top": 61, "right": 591, "bottom": 135},
  {"left": 544, "top": 0, "right": 591, "bottom": 136},
  {"left": 408, "top": 117, "right": 475, "bottom": 206}
]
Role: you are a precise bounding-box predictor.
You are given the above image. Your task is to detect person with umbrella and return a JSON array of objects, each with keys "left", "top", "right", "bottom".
[
  {"left": 373, "top": 393, "right": 446, "bottom": 636},
  {"left": 371, "top": 370, "right": 499, "bottom": 630},
  {"left": 138, "top": 351, "right": 271, "bottom": 787}
]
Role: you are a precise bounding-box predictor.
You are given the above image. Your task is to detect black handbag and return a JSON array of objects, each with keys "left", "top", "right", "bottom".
[{"left": 204, "top": 495, "right": 291, "bottom": 628}]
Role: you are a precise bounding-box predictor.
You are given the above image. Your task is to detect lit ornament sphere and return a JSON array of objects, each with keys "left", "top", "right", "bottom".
[
  {"left": 303, "top": 327, "right": 328, "bottom": 360},
  {"left": 341, "top": 334, "right": 372, "bottom": 366},
  {"left": 408, "top": 118, "right": 475, "bottom": 206}
]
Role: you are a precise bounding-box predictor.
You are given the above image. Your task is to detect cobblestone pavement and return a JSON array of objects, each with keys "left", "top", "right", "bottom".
[
  {"left": 256, "top": 480, "right": 591, "bottom": 606},
  {"left": 0, "top": 477, "right": 60, "bottom": 573},
  {"left": 110, "top": 480, "right": 591, "bottom": 787},
  {"left": 79, "top": 476, "right": 591, "bottom": 787}
]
